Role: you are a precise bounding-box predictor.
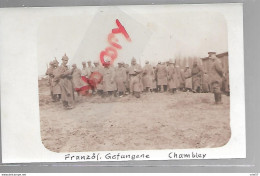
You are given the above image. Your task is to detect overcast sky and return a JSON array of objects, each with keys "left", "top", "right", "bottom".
[{"left": 38, "top": 5, "right": 228, "bottom": 76}]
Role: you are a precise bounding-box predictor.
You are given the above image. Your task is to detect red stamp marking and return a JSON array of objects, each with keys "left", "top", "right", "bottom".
[{"left": 100, "top": 19, "right": 131, "bottom": 66}]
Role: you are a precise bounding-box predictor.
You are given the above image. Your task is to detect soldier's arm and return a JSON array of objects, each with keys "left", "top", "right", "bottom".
[{"left": 215, "top": 63, "right": 224, "bottom": 77}]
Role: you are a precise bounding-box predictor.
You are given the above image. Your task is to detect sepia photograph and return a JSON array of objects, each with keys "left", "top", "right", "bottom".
[
  {"left": 37, "top": 5, "right": 231, "bottom": 153},
  {"left": 1, "top": 3, "right": 245, "bottom": 163}
]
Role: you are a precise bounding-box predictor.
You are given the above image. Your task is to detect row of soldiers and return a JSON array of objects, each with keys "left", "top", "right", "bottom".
[{"left": 45, "top": 52, "right": 228, "bottom": 109}]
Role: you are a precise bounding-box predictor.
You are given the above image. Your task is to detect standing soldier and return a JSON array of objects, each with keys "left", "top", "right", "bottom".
[
  {"left": 52, "top": 59, "right": 62, "bottom": 101},
  {"left": 156, "top": 61, "right": 168, "bottom": 92},
  {"left": 151, "top": 66, "right": 157, "bottom": 92},
  {"left": 58, "top": 54, "right": 75, "bottom": 109},
  {"left": 128, "top": 57, "right": 143, "bottom": 98},
  {"left": 191, "top": 60, "right": 203, "bottom": 93},
  {"left": 124, "top": 63, "right": 130, "bottom": 94},
  {"left": 142, "top": 61, "right": 153, "bottom": 92},
  {"left": 102, "top": 61, "right": 117, "bottom": 97},
  {"left": 209, "top": 53, "right": 224, "bottom": 104},
  {"left": 183, "top": 64, "right": 192, "bottom": 92},
  {"left": 71, "top": 64, "right": 89, "bottom": 96},
  {"left": 115, "top": 62, "right": 127, "bottom": 97},
  {"left": 167, "top": 59, "right": 178, "bottom": 93},
  {"left": 81, "top": 61, "right": 91, "bottom": 79},
  {"left": 91, "top": 61, "right": 104, "bottom": 96},
  {"left": 45, "top": 61, "right": 55, "bottom": 101}
]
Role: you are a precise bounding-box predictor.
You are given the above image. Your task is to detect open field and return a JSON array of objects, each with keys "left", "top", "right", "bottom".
[{"left": 39, "top": 79, "right": 230, "bottom": 153}]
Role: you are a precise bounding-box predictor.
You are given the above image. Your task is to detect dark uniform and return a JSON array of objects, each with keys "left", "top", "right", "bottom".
[{"left": 209, "top": 53, "right": 224, "bottom": 104}]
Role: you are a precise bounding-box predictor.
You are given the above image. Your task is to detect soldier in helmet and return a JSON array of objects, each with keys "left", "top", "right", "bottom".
[
  {"left": 183, "top": 64, "right": 192, "bottom": 92},
  {"left": 167, "top": 59, "right": 178, "bottom": 93},
  {"left": 128, "top": 57, "right": 143, "bottom": 98},
  {"left": 102, "top": 60, "right": 117, "bottom": 97},
  {"left": 57, "top": 54, "right": 75, "bottom": 109},
  {"left": 208, "top": 52, "right": 224, "bottom": 104}
]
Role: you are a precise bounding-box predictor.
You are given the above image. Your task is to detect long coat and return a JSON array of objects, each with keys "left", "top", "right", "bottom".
[
  {"left": 115, "top": 67, "right": 127, "bottom": 92},
  {"left": 142, "top": 64, "right": 153, "bottom": 88},
  {"left": 167, "top": 65, "right": 179, "bottom": 89},
  {"left": 128, "top": 64, "right": 142, "bottom": 92},
  {"left": 57, "top": 65, "right": 75, "bottom": 103},
  {"left": 91, "top": 66, "right": 104, "bottom": 90},
  {"left": 156, "top": 64, "right": 167, "bottom": 86},
  {"left": 191, "top": 65, "right": 203, "bottom": 89},
  {"left": 184, "top": 68, "right": 192, "bottom": 89},
  {"left": 102, "top": 67, "right": 116, "bottom": 92},
  {"left": 209, "top": 59, "right": 223, "bottom": 84},
  {"left": 72, "top": 68, "right": 88, "bottom": 90},
  {"left": 52, "top": 67, "right": 62, "bottom": 94}
]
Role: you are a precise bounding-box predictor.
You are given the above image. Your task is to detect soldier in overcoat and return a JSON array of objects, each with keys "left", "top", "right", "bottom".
[
  {"left": 142, "top": 61, "right": 153, "bottom": 92},
  {"left": 156, "top": 61, "right": 168, "bottom": 92},
  {"left": 128, "top": 58, "right": 143, "bottom": 98},
  {"left": 191, "top": 60, "right": 203, "bottom": 93},
  {"left": 115, "top": 62, "right": 127, "bottom": 96},
  {"left": 102, "top": 61, "right": 117, "bottom": 97},
  {"left": 56, "top": 54, "right": 75, "bottom": 109},
  {"left": 209, "top": 52, "right": 224, "bottom": 104}
]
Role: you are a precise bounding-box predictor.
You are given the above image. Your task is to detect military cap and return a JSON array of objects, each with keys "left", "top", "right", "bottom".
[{"left": 131, "top": 57, "right": 136, "bottom": 62}]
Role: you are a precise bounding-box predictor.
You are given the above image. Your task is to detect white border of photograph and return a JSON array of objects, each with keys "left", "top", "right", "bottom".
[{"left": 0, "top": 3, "right": 245, "bottom": 163}]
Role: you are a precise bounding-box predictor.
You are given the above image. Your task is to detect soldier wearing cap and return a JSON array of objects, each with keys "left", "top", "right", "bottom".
[
  {"left": 191, "top": 59, "right": 203, "bottom": 93},
  {"left": 208, "top": 52, "right": 224, "bottom": 104},
  {"left": 45, "top": 61, "right": 55, "bottom": 101},
  {"left": 142, "top": 60, "right": 153, "bottom": 92},
  {"left": 183, "top": 64, "right": 192, "bottom": 92},
  {"left": 71, "top": 64, "right": 89, "bottom": 96},
  {"left": 57, "top": 54, "right": 75, "bottom": 109},
  {"left": 87, "top": 61, "right": 94, "bottom": 73},
  {"left": 52, "top": 59, "right": 62, "bottom": 101},
  {"left": 81, "top": 61, "right": 91, "bottom": 79},
  {"left": 91, "top": 61, "right": 104, "bottom": 96},
  {"left": 156, "top": 60, "right": 168, "bottom": 92},
  {"left": 102, "top": 60, "right": 117, "bottom": 97},
  {"left": 115, "top": 61, "right": 127, "bottom": 97},
  {"left": 167, "top": 59, "right": 178, "bottom": 93},
  {"left": 128, "top": 57, "right": 143, "bottom": 98}
]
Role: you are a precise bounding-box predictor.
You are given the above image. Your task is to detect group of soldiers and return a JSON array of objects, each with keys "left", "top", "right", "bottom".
[{"left": 45, "top": 52, "right": 229, "bottom": 109}]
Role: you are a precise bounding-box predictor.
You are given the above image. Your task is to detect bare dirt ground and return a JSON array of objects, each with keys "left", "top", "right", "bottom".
[{"left": 39, "top": 79, "right": 230, "bottom": 153}]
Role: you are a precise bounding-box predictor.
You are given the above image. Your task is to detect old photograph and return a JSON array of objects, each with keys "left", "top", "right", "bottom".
[{"left": 37, "top": 5, "right": 231, "bottom": 153}]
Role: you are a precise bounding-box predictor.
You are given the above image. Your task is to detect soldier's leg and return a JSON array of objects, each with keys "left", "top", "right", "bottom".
[{"left": 130, "top": 78, "right": 134, "bottom": 94}]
